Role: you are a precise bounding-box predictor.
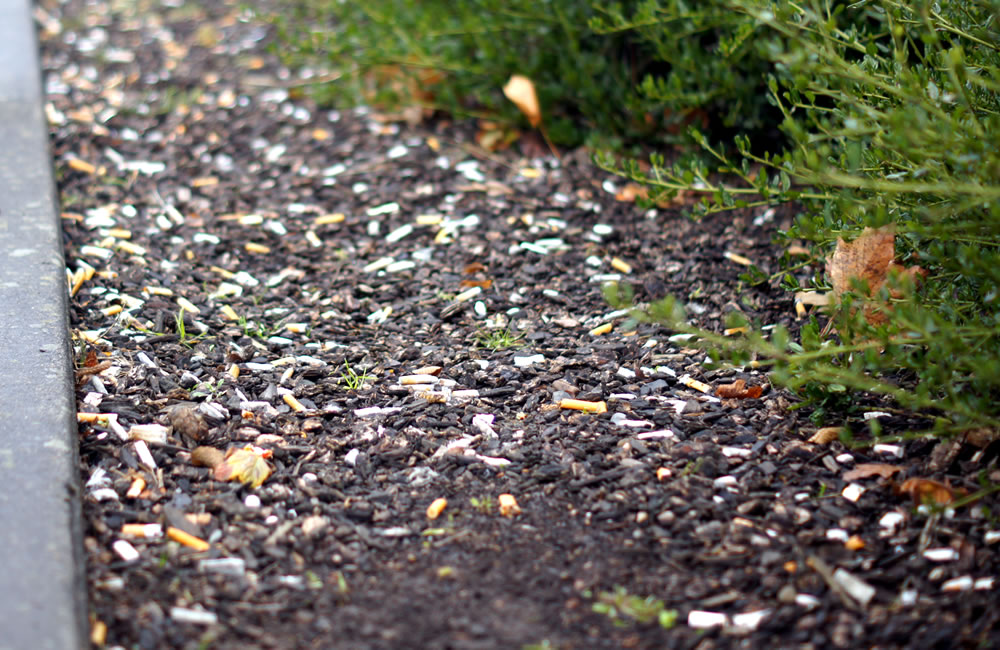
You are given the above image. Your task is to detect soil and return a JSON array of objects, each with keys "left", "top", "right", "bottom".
[{"left": 39, "top": 0, "right": 1000, "bottom": 648}]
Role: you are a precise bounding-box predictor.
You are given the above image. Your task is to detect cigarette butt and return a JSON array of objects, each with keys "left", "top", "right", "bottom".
[
  {"left": 679, "top": 375, "right": 712, "bottom": 394},
  {"left": 145, "top": 286, "right": 173, "bottom": 296},
  {"left": 416, "top": 214, "right": 442, "bottom": 226},
  {"left": 315, "top": 213, "right": 345, "bottom": 225},
  {"left": 795, "top": 301, "right": 807, "bottom": 318},
  {"left": 90, "top": 619, "right": 107, "bottom": 646},
  {"left": 228, "top": 364, "right": 240, "bottom": 379},
  {"left": 245, "top": 242, "right": 271, "bottom": 254},
  {"left": 126, "top": 476, "right": 146, "bottom": 498},
  {"left": 283, "top": 393, "right": 307, "bottom": 412},
  {"left": 610, "top": 257, "right": 632, "bottom": 274},
  {"left": 71, "top": 270, "right": 86, "bottom": 297},
  {"left": 558, "top": 398, "right": 607, "bottom": 414},
  {"left": 77, "top": 412, "right": 109, "bottom": 424},
  {"left": 498, "top": 494, "right": 521, "bottom": 517},
  {"left": 116, "top": 240, "right": 146, "bottom": 256},
  {"left": 724, "top": 327, "right": 748, "bottom": 336},
  {"left": 176, "top": 297, "right": 200, "bottom": 314},
  {"left": 121, "top": 523, "right": 163, "bottom": 538},
  {"left": 67, "top": 158, "right": 96, "bottom": 174},
  {"left": 589, "top": 322, "right": 613, "bottom": 336},
  {"left": 220, "top": 305, "right": 239, "bottom": 321},
  {"left": 426, "top": 498, "right": 448, "bottom": 520},
  {"left": 167, "top": 526, "right": 210, "bottom": 551},
  {"left": 210, "top": 266, "right": 236, "bottom": 279},
  {"left": 101, "top": 305, "right": 123, "bottom": 317},
  {"left": 724, "top": 251, "right": 753, "bottom": 266}
]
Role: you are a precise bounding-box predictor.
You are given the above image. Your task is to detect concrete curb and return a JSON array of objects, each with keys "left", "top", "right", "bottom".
[{"left": 0, "top": 1, "right": 87, "bottom": 648}]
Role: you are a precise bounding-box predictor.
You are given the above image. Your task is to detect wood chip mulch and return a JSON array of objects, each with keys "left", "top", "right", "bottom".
[{"left": 39, "top": 0, "right": 1000, "bottom": 647}]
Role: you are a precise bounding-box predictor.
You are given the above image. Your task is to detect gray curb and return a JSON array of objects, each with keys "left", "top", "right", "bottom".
[{"left": 0, "top": 1, "right": 87, "bottom": 648}]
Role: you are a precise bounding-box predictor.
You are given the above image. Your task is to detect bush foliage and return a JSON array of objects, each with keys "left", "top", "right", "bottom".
[{"left": 270, "top": 0, "right": 1000, "bottom": 437}]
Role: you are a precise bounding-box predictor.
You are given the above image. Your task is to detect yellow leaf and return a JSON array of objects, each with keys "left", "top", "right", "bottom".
[
  {"left": 502, "top": 75, "right": 541, "bottom": 127},
  {"left": 215, "top": 446, "right": 272, "bottom": 488}
]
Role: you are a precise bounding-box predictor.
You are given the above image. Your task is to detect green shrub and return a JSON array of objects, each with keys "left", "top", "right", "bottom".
[
  {"left": 266, "top": 0, "right": 792, "bottom": 149},
  {"left": 267, "top": 0, "right": 644, "bottom": 146},
  {"left": 602, "top": 0, "right": 1000, "bottom": 437}
]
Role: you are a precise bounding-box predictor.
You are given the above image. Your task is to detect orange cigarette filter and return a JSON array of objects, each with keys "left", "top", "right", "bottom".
[
  {"left": 558, "top": 399, "right": 607, "bottom": 414},
  {"left": 167, "top": 526, "right": 210, "bottom": 551}
]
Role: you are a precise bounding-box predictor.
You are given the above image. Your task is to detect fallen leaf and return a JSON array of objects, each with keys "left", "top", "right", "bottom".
[
  {"left": 715, "top": 379, "right": 764, "bottom": 399},
  {"left": 843, "top": 463, "right": 902, "bottom": 481},
  {"left": 463, "top": 262, "right": 487, "bottom": 274},
  {"left": 964, "top": 428, "right": 1000, "bottom": 448},
  {"left": 214, "top": 445, "right": 272, "bottom": 488},
  {"left": 828, "top": 225, "right": 896, "bottom": 301},
  {"left": 190, "top": 446, "right": 225, "bottom": 469},
  {"left": 895, "top": 478, "right": 967, "bottom": 506},
  {"left": 615, "top": 183, "right": 648, "bottom": 202},
  {"left": 808, "top": 427, "right": 843, "bottom": 444},
  {"left": 503, "top": 75, "right": 541, "bottom": 127},
  {"left": 459, "top": 279, "right": 492, "bottom": 290},
  {"left": 826, "top": 225, "right": 926, "bottom": 326}
]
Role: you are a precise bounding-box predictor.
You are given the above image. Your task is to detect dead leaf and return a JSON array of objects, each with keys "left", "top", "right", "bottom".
[
  {"left": 463, "top": 263, "right": 487, "bottom": 274},
  {"left": 615, "top": 183, "right": 648, "bottom": 202},
  {"left": 826, "top": 225, "right": 926, "bottom": 326},
  {"left": 715, "top": 379, "right": 764, "bottom": 399},
  {"left": 827, "top": 225, "right": 895, "bottom": 324},
  {"left": 964, "top": 428, "right": 1000, "bottom": 448},
  {"left": 214, "top": 444, "right": 272, "bottom": 488},
  {"left": 895, "top": 478, "right": 967, "bottom": 506},
  {"left": 843, "top": 463, "right": 902, "bottom": 481},
  {"left": 190, "top": 446, "right": 225, "bottom": 469},
  {"left": 475, "top": 122, "right": 519, "bottom": 152},
  {"left": 808, "top": 427, "right": 843, "bottom": 444},
  {"left": 503, "top": 75, "right": 541, "bottom": 127},
  {"left": 459, "top": 279, "right": 492, "bottom": 290}
]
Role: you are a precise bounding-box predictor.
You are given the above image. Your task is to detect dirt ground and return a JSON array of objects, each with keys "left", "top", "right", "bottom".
[{"left": 40, "top": 0, "right": 1000, "bottom": 647}]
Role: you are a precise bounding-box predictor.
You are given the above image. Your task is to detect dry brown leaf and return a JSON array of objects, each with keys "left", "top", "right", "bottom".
[
  {"left": 190, "top": 446, "right": 225, "bottom": 469},
  {"left": 615, "top": 183, "right": 648, "bottom": 202},
  {"left": 459, "top": 279, "right": 493, "bottom": 290},
  {"left": 808, "top": 427, "right": 843, "bottom": 444},
  {"left": 827, "top": 225, "right": 896, "bottom": 325},
  {"left": 842, "top": 463, "right": 902, "bottom": 481},
  {"left": 503, "top": 75, "right": 541, "bottom": 127},
  {"left": 964, "top": 427, "right": 1000, "bottom": 448},
  {"left": 463, "top": 263, "right": 487, "bottom": 274},
  {"left": 895, "top": 478, "right": 967, "bottom": 506},
  {"left": 715, "top": 379, "right": 764, "bottom": 399}
]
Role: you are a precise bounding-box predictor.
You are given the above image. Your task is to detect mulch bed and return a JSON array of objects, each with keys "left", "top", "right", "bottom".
[{"left": 39, "top": 0, "right": 1000, "bottom": 647}]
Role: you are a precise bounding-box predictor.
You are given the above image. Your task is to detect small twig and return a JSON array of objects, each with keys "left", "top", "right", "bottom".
[{"left": 806, "top": 555, "right": 861, "bottom": 611}]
